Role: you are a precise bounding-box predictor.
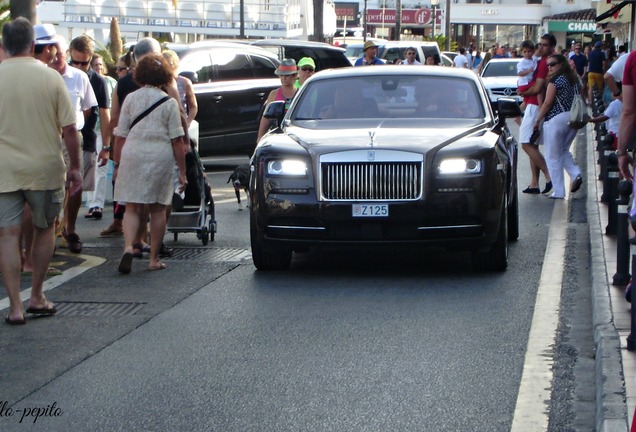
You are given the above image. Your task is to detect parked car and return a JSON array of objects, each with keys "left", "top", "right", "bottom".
[
  {"left": 376, "top": 40, "right": 442, "bottom": 65},
  {"left": 339, "top": 38, "right": 387, "bottom": 65},
  {"left": 479, "top": 58, "right": 523, "bottom": 108},
  {"left": 440, "top": 53, "right": 453, "bottom": 67},
  {"left": 165, "top": 41, "right": 281, "bottom": 157},
  {"left": 250, "top": 39, "right": 351, "bottom": 71},
  {"left": 250, "top": 66, "right": 521, "bottom": 271}
]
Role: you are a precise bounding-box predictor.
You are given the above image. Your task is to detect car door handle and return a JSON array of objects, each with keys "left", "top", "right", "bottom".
[
  {"left": 256, "top": 92, "right": 267, "bottom": 99},
  {"left": 211, "top": 95, "right": 223, "bottom": 102}
]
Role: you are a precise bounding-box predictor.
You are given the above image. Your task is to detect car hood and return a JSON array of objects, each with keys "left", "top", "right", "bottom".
[
  {"left": 265, "top": 121, "right": 494, "bottom": 156},
  {"left": 480, "top": 75, "right": 517, "bottom": 87}
]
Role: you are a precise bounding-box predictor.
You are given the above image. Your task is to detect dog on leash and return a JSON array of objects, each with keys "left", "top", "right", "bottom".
[{"left": 227, "top": 163, "right": 251, "bottom": 210}]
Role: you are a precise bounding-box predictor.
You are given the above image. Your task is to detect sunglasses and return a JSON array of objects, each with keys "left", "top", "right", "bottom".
[
  {"left": 547, "top": 62, "right": 558, "bottom": 67},
  {"left": 69, "top": 59, "right": 90, "bottom": 66},
  {"left": 116, "top": 66, "right": 128, "bottom": 72},
  {"left": 300, "top": 67, "right": 315, "bottom": 72}
]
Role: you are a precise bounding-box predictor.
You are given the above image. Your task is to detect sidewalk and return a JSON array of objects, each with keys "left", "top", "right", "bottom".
[{"left": 588, "top": 124, "right": 633, "bottom": 431}]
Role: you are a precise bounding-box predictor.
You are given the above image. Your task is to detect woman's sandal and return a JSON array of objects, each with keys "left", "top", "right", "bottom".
[
  {"left": 148, "top": 262, "right": 167, "bottom": 271},
  {"left": 132, "top": 243, "right": 144, "bottom": 259}
]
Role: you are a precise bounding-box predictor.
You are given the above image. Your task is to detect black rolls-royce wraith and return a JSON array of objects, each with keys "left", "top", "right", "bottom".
[{"left": 250, "top": 66, "right": 522, "bottom": 271}]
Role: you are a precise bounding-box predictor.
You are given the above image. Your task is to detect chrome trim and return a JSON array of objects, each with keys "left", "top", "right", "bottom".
[
  {"left": 268, "top": 225, "right": 326, "bottom": 231},
  {"left": 417, "top": 224, "right": 482, "bottom": 230}
]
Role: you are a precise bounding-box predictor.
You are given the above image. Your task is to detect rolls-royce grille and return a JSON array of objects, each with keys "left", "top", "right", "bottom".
[{"left": 321, "top": 162, "right": 422, "bottom": 201}]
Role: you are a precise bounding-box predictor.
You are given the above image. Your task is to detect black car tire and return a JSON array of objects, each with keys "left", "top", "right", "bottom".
[
  {"left": 250, "top": 211, "right": 292, "bottom": 271},
  {"left": 508, "top": 152, "right": 519, "bottom": 242},
  {"left": 508, "top": 186, "right": 519, "bottom": 242},
  {"left": 473, "top": 199, "right": 508, "bottom": 271}
]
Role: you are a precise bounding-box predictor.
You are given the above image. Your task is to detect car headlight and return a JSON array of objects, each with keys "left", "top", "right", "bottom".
[
  {"left": 438, "top": 158, "right": 482, "bottom": 175},
  {"left": 267, "top": 160, "right": 307, "bottom": 176}
]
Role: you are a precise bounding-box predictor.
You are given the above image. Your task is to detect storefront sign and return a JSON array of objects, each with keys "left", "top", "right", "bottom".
[
  {"left": 366, "top": 8, "right": 440, "bottom": 25},
  {"left": 335, "top": 2, "right": 360, "bottom": 27},
  {"left": 547, "top": 21, "right": 597, "bottom": 33}
]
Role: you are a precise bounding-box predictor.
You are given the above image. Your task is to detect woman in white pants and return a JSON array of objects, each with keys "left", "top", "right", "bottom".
[{"left": 532, "top": 54, "right": 583, "bottom": 199}]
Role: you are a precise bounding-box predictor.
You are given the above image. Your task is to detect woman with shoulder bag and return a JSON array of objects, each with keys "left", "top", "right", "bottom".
[{"left": 532, "top": 54, "right": 584, "bottom": 199}]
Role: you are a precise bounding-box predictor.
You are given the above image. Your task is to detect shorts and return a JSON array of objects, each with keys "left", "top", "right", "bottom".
[
  {"left": 0, "top": 189, "right": 64, "bottom": 228},
  {"left": 62, "top": 144, "right": 96, "bottom": 192},
  {"left": 588, "top": 72, "right": 604, "bottom": 92},
  {"left": 519, "top": 104, "right": 542, "bottom": 145}
]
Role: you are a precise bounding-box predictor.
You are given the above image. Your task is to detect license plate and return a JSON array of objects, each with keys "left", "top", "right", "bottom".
[{"left": 352, "top": 204, "right": 389, "bottom": 217}]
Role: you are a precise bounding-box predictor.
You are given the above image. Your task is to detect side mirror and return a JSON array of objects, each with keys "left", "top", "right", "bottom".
[
  {"left": 496, "top": 98, "right": 522, "bottom": 119},
  {"left": 179, "top": 71, "right": 198, "bottom": 84},
  {"left": 263, "top": 100, "right": 286, "bottom": 122}
]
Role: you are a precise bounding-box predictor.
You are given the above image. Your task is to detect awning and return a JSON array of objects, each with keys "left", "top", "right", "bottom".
[{"left": 596, "top": 1, "right": 630, "bottom": 22}]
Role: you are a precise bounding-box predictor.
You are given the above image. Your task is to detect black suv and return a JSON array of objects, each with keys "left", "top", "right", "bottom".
[
  {"left": 166, "top": 41, "right": 281, "bottom": 157},
  {"left": 250, "top": 39, "right": 351, "bottom": 71}
]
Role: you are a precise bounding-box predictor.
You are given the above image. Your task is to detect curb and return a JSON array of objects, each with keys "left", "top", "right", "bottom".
[{"left": 586, "top": 126, "right": 630, "bottom": 431}]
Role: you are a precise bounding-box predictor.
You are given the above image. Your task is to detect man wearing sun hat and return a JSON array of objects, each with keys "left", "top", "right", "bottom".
[
  {"left": 33, "top": 24, "right": 58, "bottom": 65},
  {"left": 354, "top": 40, "right": 383, "bottom": 66},
  {"left": 257, "top": 58, "right": 298, "bottom": 141},
  {"left": 295, "top": 57, "right": 315, "bottom": 89}
]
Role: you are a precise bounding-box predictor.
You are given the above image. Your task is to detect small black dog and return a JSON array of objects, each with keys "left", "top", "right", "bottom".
[{"left": 227, "top": 163, "right": 251, "bottom": 210}]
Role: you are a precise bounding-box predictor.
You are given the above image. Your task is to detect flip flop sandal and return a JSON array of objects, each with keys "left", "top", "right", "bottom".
[{"left": 118, "top": 251, "right": 134, "bottom": 274}]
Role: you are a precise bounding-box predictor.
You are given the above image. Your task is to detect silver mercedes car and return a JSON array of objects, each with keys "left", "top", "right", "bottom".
[{"left": 479, "top": 58, "right": 523, "bottom": 107}]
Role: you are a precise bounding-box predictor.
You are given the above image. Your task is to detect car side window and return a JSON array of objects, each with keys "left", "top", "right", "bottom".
[
  {"left": 179, "top": 49, "right": 214, "bottom": 83},
  {"left": 214, "top": 49, "right": 254, "bottom": 81},
  {"left": 251, "top": 55, "right": 279, "bottom": 78}
]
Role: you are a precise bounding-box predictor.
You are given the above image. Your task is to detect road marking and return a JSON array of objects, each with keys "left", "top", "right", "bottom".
[
  {"left": 511, "top": 199, "right": 568, "bottom": 430},
  {"left": 0, "top": 251, "right": 105, "bottom": 312}
]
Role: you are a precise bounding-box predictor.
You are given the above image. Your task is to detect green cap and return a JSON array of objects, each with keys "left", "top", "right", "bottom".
[{"left": 297, "top": 57, "right": 316, "bottom": 69}]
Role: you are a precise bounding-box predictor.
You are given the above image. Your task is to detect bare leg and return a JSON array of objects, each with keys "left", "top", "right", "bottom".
[
  {"left": 122, "top": 203, "right": 141, "bottom": 254},
  {"left": 21, "top": 205, "right": 34, "bottom": 272},
  {"left": 135, "top": 205, "right": 149, "bottom": 248},
  {"left": 0, "top": 224, "right": 25, "bottom": 322},
  {"left": 28, "top": 224, "right": 56, "bottom": 309},
  {"left": 522, "top": 143, "right": 552, "bottom": 184},
  {"left": 64, "top": 189, "right": 82, "bottom": 236},
  {"left": 148, "top": 203, "right": 167, "bottom": 269}
]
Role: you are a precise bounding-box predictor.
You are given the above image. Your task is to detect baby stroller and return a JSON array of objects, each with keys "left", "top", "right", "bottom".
[{"left": 166, "top": 140, "right": 216, "bottom": 245}]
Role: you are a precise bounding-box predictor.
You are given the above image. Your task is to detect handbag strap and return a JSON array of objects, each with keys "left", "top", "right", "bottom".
[{"left": 130, "top": 96, "right": 170, "bottom": 130}]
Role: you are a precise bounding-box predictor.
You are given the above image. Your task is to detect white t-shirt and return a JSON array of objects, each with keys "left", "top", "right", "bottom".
[
  {"left": 604, "top": 98, "right": 623, "bottom": 135},
  {"left": 60, "top": 65, "right": 97, "bottom": 131},
  {"left": 453, "top": 54, "right": 468, "bottom": 68},
  {"left": 517, "top": 57, "right": 537, "bottom": 87},
  {"left": 607, "top": 53, "right": 628, "bottom": 82}
]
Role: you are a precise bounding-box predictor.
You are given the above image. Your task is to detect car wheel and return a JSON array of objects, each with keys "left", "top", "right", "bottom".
[
  {"left": 250, "top": 210, "right": 292, "bottom": 271},
  {"left": 473, "top": 199, "right": 508, "bottom": 271}
]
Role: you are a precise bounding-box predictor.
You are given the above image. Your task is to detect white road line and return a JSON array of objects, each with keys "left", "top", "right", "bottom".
[
  {"left": 511, "top": 198, "right": 568, "bottom": 430},
  {"left": 0, "top": 251, "right": 105, "bottom": 312}
]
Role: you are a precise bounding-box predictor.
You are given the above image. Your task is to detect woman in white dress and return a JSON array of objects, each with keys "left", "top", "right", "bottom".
[{"left": 113, "top": 53, "right": 187, "bottom": 273}]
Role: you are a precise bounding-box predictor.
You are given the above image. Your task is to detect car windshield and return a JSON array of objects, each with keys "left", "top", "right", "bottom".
[
  {"left": 291, "top": 75, "right": 485, "bottom": 121},
  {"left": 481, "top": 61, "right": 518, "bottom": 77}
]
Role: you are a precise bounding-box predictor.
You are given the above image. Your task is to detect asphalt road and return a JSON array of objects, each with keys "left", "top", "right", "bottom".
[{"left": 0, "top": 127, "right": 595, "bottom": 430}]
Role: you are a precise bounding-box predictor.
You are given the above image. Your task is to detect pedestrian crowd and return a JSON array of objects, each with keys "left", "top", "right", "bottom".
[{"left": 0, "top": 18, "right": 199, "bottom": 325}]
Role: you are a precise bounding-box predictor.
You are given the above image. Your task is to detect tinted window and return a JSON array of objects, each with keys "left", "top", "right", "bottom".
[
  {"left": 251, "top": 55, "right": 278, "bottom": 78},
  {"left": 311, "top": 48, "right": 351, "bottom": 69},
  {"left": 214, "top": 49, "right": 254, "bottom": 81},
  {"left": 179, "top": 49, "right": 214, "bottom": 83},
  {"left": 481, "top": 61, "right": 519, "bottom": 77},
  {"left": 293, "top": 75, "right": 485, "bottom": 121}
]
